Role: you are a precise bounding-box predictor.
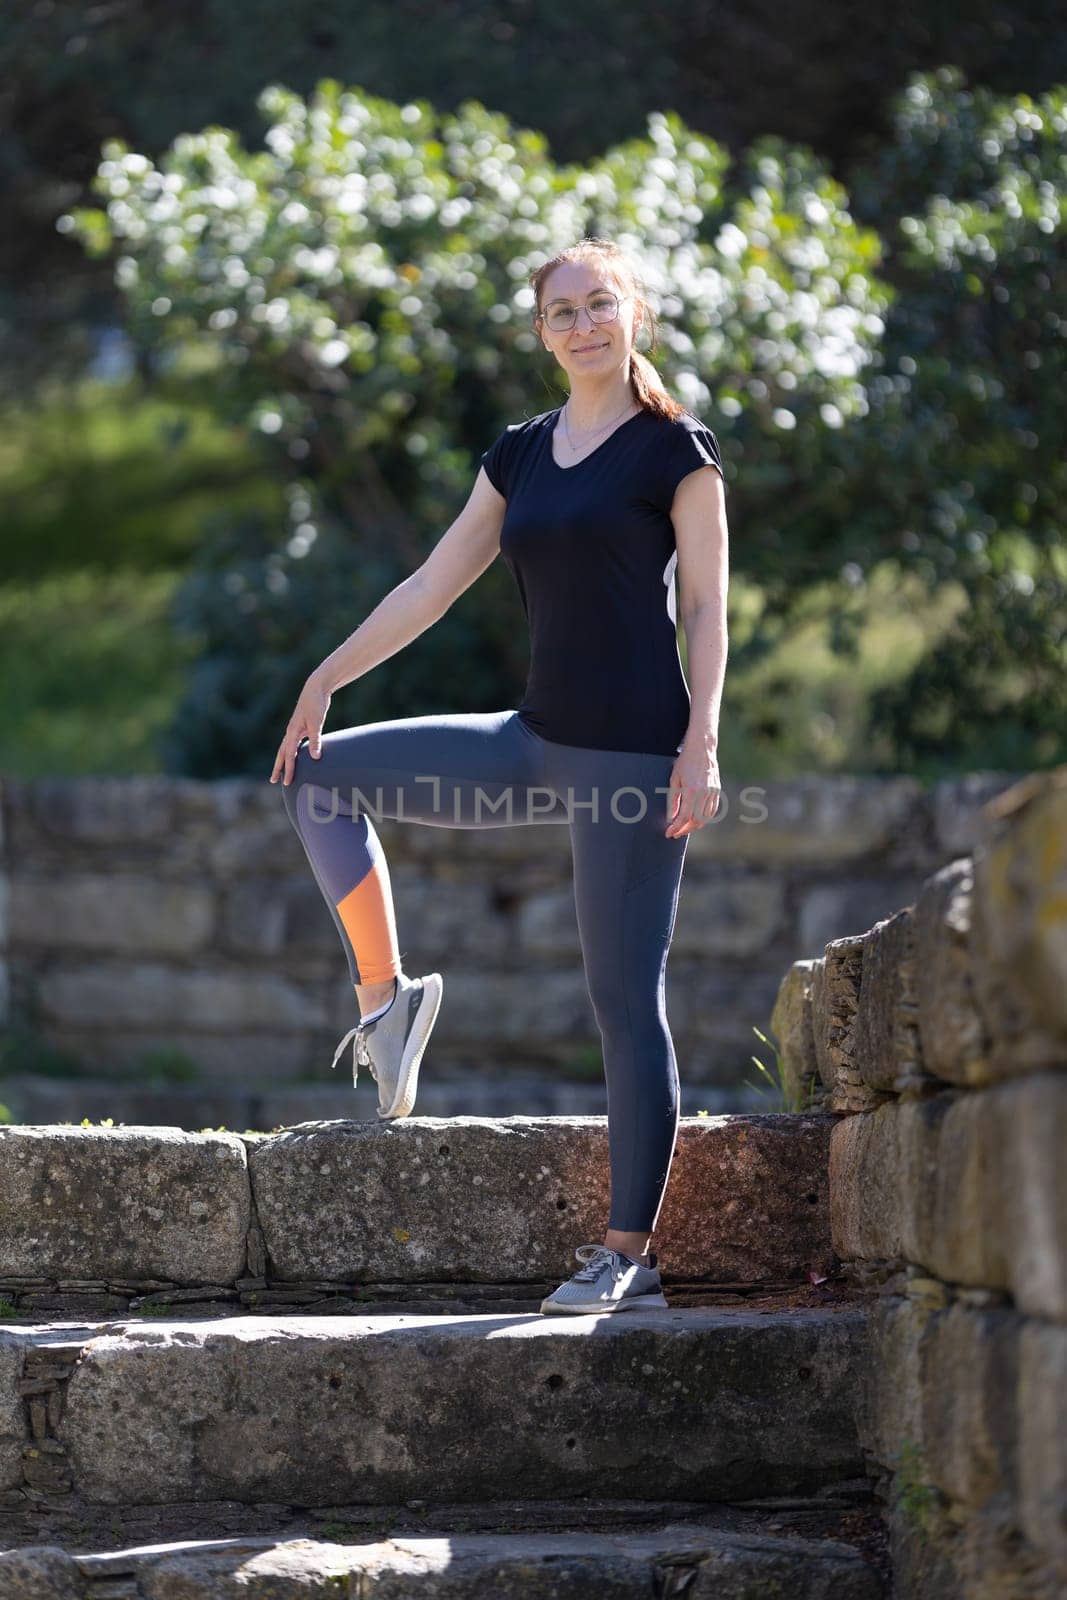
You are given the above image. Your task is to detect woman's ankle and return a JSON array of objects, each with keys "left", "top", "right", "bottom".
[
  {"left": 603, "top": 1230, "right": 652, "bottom": 1265},
  {"left": 355, "top": 975, "right": 398, "bottom": 1015}
]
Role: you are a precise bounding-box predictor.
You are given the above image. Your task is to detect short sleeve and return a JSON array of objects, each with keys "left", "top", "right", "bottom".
[
  {"left": 658, "top": 417, "right": 726, "bottom": 512},
  {"left": 480, "top": 425, "right": 518, "bottom": 498}
]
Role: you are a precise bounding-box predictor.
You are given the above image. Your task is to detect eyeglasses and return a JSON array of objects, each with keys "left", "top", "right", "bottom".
[{"left": 539, "top": 291, "right": 630, "bottom": 333}]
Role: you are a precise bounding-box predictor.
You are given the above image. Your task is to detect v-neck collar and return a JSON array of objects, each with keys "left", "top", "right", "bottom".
[{"left": 546, "top": 405, "right": 647, "bottom": 471}]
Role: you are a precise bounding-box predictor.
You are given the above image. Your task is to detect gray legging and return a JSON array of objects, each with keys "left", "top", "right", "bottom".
[{"left": 280, "top": 708, "right": 689, "bottom": 1234}]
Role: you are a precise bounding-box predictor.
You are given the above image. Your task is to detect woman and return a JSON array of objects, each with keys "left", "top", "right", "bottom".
[{"left": 270, "top": 237, "right": 729, "bottom": 1315}]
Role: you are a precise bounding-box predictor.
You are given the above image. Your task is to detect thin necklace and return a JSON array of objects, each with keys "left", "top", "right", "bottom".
[{"left": 561, "top": 397, "right": 640, "bottom": 453}]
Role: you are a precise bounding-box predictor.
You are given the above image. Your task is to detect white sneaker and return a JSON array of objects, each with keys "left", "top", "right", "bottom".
[
  {"left": 330, "top": 971, "right": 443, "bottom": 1119},
  {"left": 539, "top": 1244, "right": 669, "bottom": 1315}
]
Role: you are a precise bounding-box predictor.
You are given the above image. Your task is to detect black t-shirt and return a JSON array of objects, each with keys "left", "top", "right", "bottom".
[{"left": 479, "top": 404, "right": 725, "bottom": 758}]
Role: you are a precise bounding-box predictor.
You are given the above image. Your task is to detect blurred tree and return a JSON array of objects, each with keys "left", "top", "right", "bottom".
[
  {"left": 2, "top": 0, "right": 1065, "bottom": 392},
  {"left": 850, "top": 67, "right": 1067, "bottom": 764},
  {"left": 47, "top": 69, "right": 1067, "bottom": 777},
  {"left": 67, "top": 82, "right": 886, "bottom": 775}
]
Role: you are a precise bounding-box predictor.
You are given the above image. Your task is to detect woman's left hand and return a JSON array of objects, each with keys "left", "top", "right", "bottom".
[{"left": 664, "top": 745, "right": 722, "bottom": 838}]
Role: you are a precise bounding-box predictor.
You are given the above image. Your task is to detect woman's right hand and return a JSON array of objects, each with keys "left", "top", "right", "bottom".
[{"left": 269, "top": 675, "right": 333, "bottom": 786}]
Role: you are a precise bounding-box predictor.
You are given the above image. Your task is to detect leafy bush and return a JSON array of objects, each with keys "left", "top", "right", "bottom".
[{"left": 65, "top": 70, "right": 1065, "bottom": 775}]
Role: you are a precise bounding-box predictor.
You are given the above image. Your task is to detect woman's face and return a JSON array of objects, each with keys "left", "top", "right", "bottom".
[{"left": 536, "top": 260, "right": 642, "bottom": 383}]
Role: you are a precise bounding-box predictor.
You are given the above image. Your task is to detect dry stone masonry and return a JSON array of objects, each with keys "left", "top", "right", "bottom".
[
  {"left": 0, "top": 769, "right": 1019, "bottom": 1125},
  {"left": 0, "top": 763, "right": 1061, "bottom": 1594},
  {"left": 772, "top": 765, "right": 1067, "bottom": 1599}
]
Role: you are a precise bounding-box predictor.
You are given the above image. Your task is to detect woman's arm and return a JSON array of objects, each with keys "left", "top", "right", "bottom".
[
  {"left": 673, "top": 465, "right": 729, "bottom": 750},
  {"left": 662, "top": 465, "right": 729, "bottom": 837}
]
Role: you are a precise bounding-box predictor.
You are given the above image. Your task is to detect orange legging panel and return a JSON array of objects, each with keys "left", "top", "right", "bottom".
[{"left": 337, "top": 866, "right": 402, "bottom": 986}]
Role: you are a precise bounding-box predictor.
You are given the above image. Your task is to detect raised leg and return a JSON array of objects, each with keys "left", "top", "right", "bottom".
[{"left": 280, "top": 709, "right": 567, "bottom": 988}]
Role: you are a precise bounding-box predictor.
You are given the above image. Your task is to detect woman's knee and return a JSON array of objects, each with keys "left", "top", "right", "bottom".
[{"left": 279, "top": 743, "right": 320, "bottom": 826}]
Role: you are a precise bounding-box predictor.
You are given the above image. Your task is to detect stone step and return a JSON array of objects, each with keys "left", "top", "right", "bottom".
[
  {"left": 0, "top": 1114, "right": 835, "bottom": 1292},
  {"left": 1, "top": 1305, "right": 868, "bottom": 1509},
  {"left": 0, "top": 1509, "right": 889, "bottom": 1597}
]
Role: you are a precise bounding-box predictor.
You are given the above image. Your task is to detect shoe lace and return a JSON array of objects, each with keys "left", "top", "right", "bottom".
[
  {"left": 571, "top": 1244, "right": 623, "bottom": 1283},
  {"left": 330, "top": 1022, "right": 374, "bottom": 1086}
]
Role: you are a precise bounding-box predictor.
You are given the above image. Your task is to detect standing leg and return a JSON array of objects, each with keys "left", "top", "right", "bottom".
[{"left": 545, "top": 739, "right": 690, "bottom": 1243}]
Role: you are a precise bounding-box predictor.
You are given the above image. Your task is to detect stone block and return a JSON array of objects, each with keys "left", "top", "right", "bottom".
[
  {"left": 829, "top": 1103, "right": 906, "bottom": 1263},
  {"left": 0, "top": 1548, "right": 82, "bottom": 1599},
  {"left": 1018, "top": 1318, "right": 1067, "bottom": 1559},
  {"left": 912, "top": 1092, "right": 1009, "bottom": 1288},
  {"left": 971, "top": 769, "right": 1067, "bottom": 1074},
  {"left": 276, "top": 877, "right": 352, "bottom": 955},
  {"left": 515, "top": 886, "right": 580, "bottom": 955},
  {"left": 377, "top": 816, "right": 574, "bottom": 864},
  {"left": 65, "top": 1523, "right": 886, "bottom": 1598},
  {"left": 0, "top": 1337, "right": 25, "bottom": 1493},
  {"left": 849, "top": 906, "right": 923, "bottom": 1094},
  {"left": 847, "top": 1292, "right": 933, "bottom": 1474},
  {"left": 830, "top": 1078, "right": 1067, "bottom": 1320},
  {"left": 922, "top": 1302, "right": 1020, "bottom": 1512},
  {"left": 394, "top": 870, "right": 501, "bottom": 955},
  {"left": 408, "top": 971, "right": 593, "bottom": 1045},
  {"left": 24, "top": 776, "right": 179, "bottom": 844},
  {"left": 950, "top": 1500, "right": 1067, "bottom": 1600},
  {"left": 811, "top": 934, "right": 882, "bottom": 1112},
  {"left": 914, "top": 857, "right": 991, "bottom": 1088},
  {"left": 209, "top": 817, "right": 305, "bottom": 877},
  {"left": 249, "top": 1113, "right": 836, "bottom": 1285},
  {"left": 671, "top": 870, "right": 787, "bottom": 958},
  {"left": 1008, "top": 1072, "right": 1067, "bottom": 1321},
  {"left": 684, "top": 775, "right": 922, "bottom": 866},
  {"left": 54, "top": 1307, "right": 868, "bottom": 1505},
  {"left": 36, "top": 1026, "right": 311, "bottom": 1086},
  {"left": 37, "top": 963, "right": 321, "bottom": 1030},
  {"left": 0, "top": 1127, "right": 250, "bottom": 1283},
  {"left": 219, "top": 882, "right": 290, "bottom": 955},
  {"left": 10, "top": 875, "right": 214, "bottom": 955}
]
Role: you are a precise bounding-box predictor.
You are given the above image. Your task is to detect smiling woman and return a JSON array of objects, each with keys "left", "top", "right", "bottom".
[{"left": 272, "top": 234, "right": 730, "bottom": 1317}]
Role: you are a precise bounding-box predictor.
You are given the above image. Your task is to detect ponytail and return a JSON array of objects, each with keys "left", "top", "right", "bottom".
[{"left": 629, "top": 347, "right": 684, "bottom": 422}]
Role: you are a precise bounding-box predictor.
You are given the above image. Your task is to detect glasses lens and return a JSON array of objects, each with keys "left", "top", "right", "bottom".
[
  {"left": 589, "top": 292, "right": 619, "bottom": 322},
  {"left": 544, "top": 292, "right": 619, "bottom": 332}
]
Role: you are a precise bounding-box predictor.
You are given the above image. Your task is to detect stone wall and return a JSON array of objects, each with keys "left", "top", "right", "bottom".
[
  {"left": 0, "top": 769, "right": 1019, "bottom": 1122},
  {"left": 773, "top": 767, "right": 1067, "bottom": 1599}
]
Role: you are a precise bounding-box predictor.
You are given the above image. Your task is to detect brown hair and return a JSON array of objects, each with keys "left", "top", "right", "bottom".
[{"left": 530, "top": 238, "right": 685, "bottom": 422}]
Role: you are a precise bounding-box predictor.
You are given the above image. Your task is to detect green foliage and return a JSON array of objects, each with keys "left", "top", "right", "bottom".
[
  {"left": 890, "top": 1438, "right": 942, "bottom": 1538},
  {"left": 0, "top": 1018, "right": 86, "bottom": 1079},
  {"left": 745, "top": 1024, "right": 820, "bottom": 1112},
  {"left": 130, "top": 1047, "right": 203, "bottom": 1085},
  {"left": 0, "top": 379, "right": 283, "bottom": 582},
  {"left": 0, "top": 567, "right": 193, "bottom": 778},
  {"left": 67, "top": 83, "right": 885, "bottom": 775},
  {"left": 848, "top": 68, "right": 1067, "bottom": 758},
  {"left": 560, "top": 1043, "right": 604, "bottom": 1081},
  {"left": 43, "top": 68, "right": 1067, "bottom": 776},
  {"left": 0, "top": 1009, "right": 202, "bottom": 1091}
]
